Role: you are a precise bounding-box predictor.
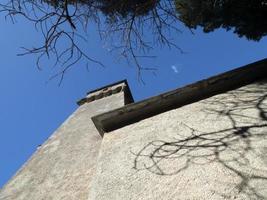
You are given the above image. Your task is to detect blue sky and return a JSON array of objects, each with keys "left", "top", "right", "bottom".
[{"left": 0, "top": 12, "right": 267, "bottom": 188}]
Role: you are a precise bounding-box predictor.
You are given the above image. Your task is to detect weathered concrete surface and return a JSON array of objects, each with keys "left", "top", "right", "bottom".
[
  {"left": 0, "top": 91, "right": 126, "bottom": 200},
  {"left": 89, "top": 79, "right": 267, "bottom": 200}
]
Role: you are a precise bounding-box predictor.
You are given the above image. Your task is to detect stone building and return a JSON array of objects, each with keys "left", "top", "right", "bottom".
[{"left": 1, "top": 59, "right": 267, "bottom": 200}]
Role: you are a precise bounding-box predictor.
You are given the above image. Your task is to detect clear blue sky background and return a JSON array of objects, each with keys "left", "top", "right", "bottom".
[{"left": 0, "top": 12, "right": 267, "bottom": 188}]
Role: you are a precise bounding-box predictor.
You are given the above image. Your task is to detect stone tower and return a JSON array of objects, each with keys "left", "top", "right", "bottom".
[
  {"left": 0, "top": 80, "right": 133, "bottom": 200},
  {"left": 1, "top": 59, "right": 267, "bottom": 200}
]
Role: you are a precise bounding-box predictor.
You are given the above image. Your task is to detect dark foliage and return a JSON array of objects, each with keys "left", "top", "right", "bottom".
[
  {"left": 99, "top": 0, "right": 158, "bottom": 18},
  {"left": 175, "top": 0, "right": 267, "bottom": 41},
  {"left": 46, "top": 0, "right": 158, "bottom": 17}
]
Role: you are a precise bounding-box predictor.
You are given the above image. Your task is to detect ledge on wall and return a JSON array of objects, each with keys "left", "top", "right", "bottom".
[{"left": 92, "top": 58, "right": 267, "bottom": 137}]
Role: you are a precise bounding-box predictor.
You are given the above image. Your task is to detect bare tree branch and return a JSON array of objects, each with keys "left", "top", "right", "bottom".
[{"left": 0, "top": 0, "right": 184, "bottom": 83}]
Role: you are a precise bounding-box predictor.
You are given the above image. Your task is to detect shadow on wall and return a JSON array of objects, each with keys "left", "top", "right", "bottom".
[{"left": 132, "top": 79, "right": 267, "bottom": 200}]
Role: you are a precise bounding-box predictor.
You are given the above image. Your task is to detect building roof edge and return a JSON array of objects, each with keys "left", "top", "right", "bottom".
[{"left": 92, "top": 58, "right": 267, "bottom": 136}]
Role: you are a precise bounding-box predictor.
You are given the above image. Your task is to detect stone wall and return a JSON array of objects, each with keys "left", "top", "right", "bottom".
[
  {"left": 89, "top": 79, "right": 267, "bottom": 200},
  {"left": 1, "top": 63, "right": 267, "bottom": 200}
]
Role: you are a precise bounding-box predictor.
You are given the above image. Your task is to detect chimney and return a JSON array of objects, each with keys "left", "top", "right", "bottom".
[{"left": 77, "top": 80, "right": 134, "bottom": 106}]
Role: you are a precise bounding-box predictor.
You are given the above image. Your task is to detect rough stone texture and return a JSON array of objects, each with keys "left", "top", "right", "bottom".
[
  {"left": 89, "top": 79, "right": 267, "bottom": 200},
  {"left": 0, "top": 92, "right": 126, "bottom": 200}
]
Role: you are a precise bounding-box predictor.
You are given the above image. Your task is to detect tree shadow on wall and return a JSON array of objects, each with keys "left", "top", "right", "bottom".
[{"left": 132, "top": 79, "right": 267, "bottom": 199}]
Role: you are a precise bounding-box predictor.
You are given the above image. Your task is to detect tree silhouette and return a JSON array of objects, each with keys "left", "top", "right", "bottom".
[{"left": 175, "top": 0, "right": 267, "bottom": 41}]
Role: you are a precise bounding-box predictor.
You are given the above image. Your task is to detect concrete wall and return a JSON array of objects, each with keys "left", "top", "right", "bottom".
[
  {"left": 89, "top": 79, "right": 267, "bottom": 200},
  {"left": 0, "top": 90, "right": 126, "bottom": 200}
]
